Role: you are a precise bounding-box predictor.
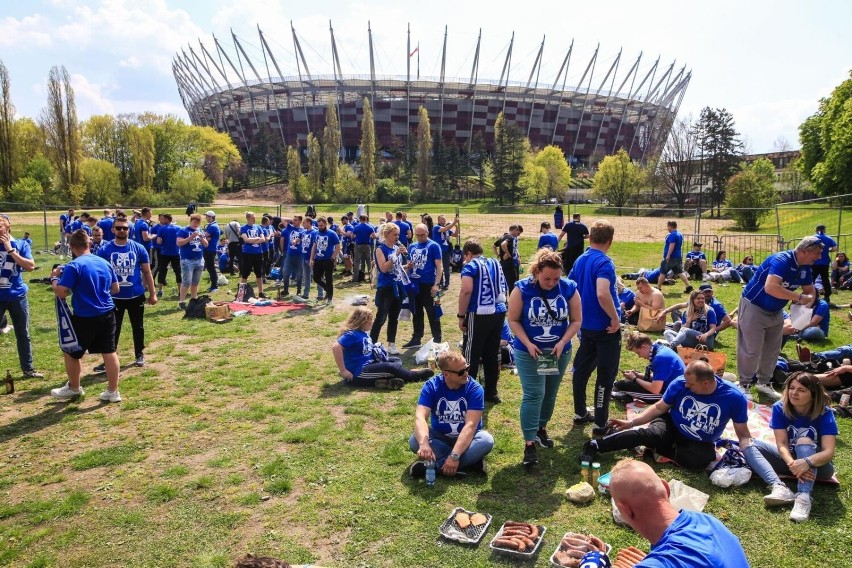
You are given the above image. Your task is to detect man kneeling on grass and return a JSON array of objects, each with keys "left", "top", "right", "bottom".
[{"left": 409, "top": 350, "right": 494, "bottom": 478}]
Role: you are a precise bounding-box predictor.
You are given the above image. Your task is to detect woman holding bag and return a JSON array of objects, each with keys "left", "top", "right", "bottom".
[{"left": 507, "top": 248, "right": 582, "bottom": 466}]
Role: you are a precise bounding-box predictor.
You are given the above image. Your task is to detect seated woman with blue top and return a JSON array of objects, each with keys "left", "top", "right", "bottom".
[
  {"left": 663, "top": 289, "right": 717, "bottom": 350},
  {"left": 705, "top": 250, "right": 743, "bottom": 283},
  {"left": 782, "top": 291, "right": 830, "bottom": 342},
  {"left": 745, "top": 372, "right": 837, "bottom": 522}
]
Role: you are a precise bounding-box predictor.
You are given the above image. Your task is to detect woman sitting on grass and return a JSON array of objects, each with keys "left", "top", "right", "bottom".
[
  {"left": 663, "top": 289, "right": 717, "bottom": 350},
  {"left": 705, "top": 250, "right": 743, "bottom": 283},
  {"left": 831, "top": 252, "right": 850, "bottom": 288},
  {"left": 332, "top": 306, "right": 432, "bottom": 390},
  {"left": 745, "top": 372, "right": 837, "bottom": 522}
]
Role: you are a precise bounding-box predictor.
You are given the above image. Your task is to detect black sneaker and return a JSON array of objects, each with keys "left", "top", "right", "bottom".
[
  {"left": 409, "top": 460, "right": 427, "bottom": 478},
  {"left": 411, "top": 368, "right": 434, "bottom": 382},
  {"left": 592, "top": 424, "right": 615, "bottom": 437},
  {"left": 580, "top": 440, "right": 598, "bottom": 464},
  {"left": 485, "top": 394, "right": 502, "bottom": 404},
  {"left": 573, "top": 412, "right": 594, "bottom": 425},
  {"left": 93, "top": 363, "right": 107, "bottom": 375},
  {"left": 523, "top": 443, "right": 538, "bottom": 466},
  {"left": 684, "top": 285, "right": 694, "bottom": 294},
  {"left": 535, "top": 428, "right": 554, "bottom": 448},
  {"left": 466, "top": 458, "right": 488, "bottom": 475},
  {"left": 374, "top": 378, "right": 405, "bottom": 390},
  {"left": 402, "top": 339, "right": 422, "bottom": 349}
]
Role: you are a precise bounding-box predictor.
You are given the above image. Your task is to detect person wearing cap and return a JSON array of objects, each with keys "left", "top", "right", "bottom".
[
  {"left": 684, "top": 242, "right": 707, "bottom": 281},
  {"left": 737, "top": 236, "right": 822, "bottom": 402},
  {"left": 537, "top": 221, "right": 558, "bottom": 250},
  {"left": 202, "top": 211, "right": 221, "bottom": 292},
  {"left": 812, "top": 224, "right": 837, "bottom": 303}
]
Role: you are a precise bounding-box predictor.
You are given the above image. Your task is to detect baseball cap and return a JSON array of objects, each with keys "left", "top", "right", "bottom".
[
  {"left": 699, "top": 283, "right": 713, "bottom": 291},
  {"left": 205, "top": 210, "right": 216, "bottom": 217}
]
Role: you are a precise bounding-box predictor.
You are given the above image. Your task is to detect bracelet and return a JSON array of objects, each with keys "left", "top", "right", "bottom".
[
  {"left": 457, "top": 313, "right": 466, "bottom": 319},
  {"left": 50, "top": 276, "right": 59, "bottom": 283},
  {"left": 804, "top": 457, "right": 814, "bottom": 469}
]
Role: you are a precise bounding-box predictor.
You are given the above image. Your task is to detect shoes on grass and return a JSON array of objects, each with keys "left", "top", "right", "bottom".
[
  {"left": 374, "top": 378, "right": 404, "bottom": 390},
  {"left": 134, "top": 355, "right": 145, "bottom": 367},
  {"left": 764, "top": 483, "right": 796, "bottom": 507},
  {"left": 790, "top": 493, "right": 812, "bottom": 522},
  {"left": 23, "top": 369, "right": 44, "bottom": 378},
  {"left": 535, "top": 427, "right": 554, "bottom": 449},
  {"left": 51, "top": 382, "right": 84, "bottom": 400},
  {"left": 523, "top": 443, "right": 538, "bottom": 466},
  {"left": 93, "top": 363, "right": 106, "bottom": 374},
  {"left": 99, "top": 390, "right": 122, "bottom": 403}
]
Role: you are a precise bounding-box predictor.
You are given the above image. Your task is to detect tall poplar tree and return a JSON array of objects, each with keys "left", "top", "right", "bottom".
[
  {"left": 359, "top": 97, "right": 376, "bottom": 190},
  {"left": 307, "top": 133, "right": 322, "bottom": 194},
  {"left": 0, "top": 60, "right": 15, "bottom": 190},
  {"left": 41, "top": 65, "right": 81, "bottom": 192},
  {"left": 322, "top": 99, "right": 341, "bottom": 194},
  {"left": 416, "top": 106, "right": 432, "bottom": 198}
]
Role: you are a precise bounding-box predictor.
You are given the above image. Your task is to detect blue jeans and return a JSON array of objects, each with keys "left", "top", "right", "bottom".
[
  {"left": 747, "top": 438, "right": 834, "bottom": 494},
  {"left": 791, "top": 327, "right": 827, "bottom": 343},
  {"left": 300, "top": 258, "right": 312, "bottom": 298},
  {"left": 814, "top": 345, "right": 852, "bottom": 362},
  {"left": 179, "top": 258, "right": 204, "bottom": 286},
  {"left": 516, "top": 347, "right": 572, "bottom": 442},
  {"left": 739, "top": 265, "right": 755, "bottom": 282},
  {"left": 572, "top": 328, "right": 622, "bottom": 427},
  {"left": 408, "top": 429, "right": 495, "bottom": 469},
  {"left": 0, "top": 295, "right": 34, "bottom": 372},
  {"left": 668, "top": 327, "right": 716, "bottom": 350},
  {"left": 282, "top": 253, "right": 302, "bottom": 294}
]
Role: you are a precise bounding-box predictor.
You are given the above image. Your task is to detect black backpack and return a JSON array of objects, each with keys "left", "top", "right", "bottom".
[
  {"left": 183, "top": 295, "right": 213, "bottom": 319},
  {"left": 186, "top": 202, "right": 197, "bottom": 216},
  {"left": 235, "top": 283, "right": 255, "bottom": 302}
]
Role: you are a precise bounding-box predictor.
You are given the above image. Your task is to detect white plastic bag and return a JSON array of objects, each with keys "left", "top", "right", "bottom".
[
  {"left": 668, "top": 479, "right": 709, "bottom": 512},
  {"left": 790, "top": 304, "right": 813, "bottom": 330},
  {"left": 414, "top": 339, "right": 450, "bottom": 365},
  {"left": 709, "top": 467, "right": 752, "bottom": 488}
]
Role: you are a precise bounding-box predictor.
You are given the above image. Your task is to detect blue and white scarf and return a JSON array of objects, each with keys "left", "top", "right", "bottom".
[
  {"left": 473, "top": 257, "right": 507, "bottom": 315},
  {"left": 55, "top": 297, "right": 81, "bottom": 354}
]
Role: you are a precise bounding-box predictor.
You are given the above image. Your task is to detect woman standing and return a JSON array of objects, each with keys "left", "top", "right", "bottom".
[
  {"left": 663, "top": 289, "right": 717, "bottom": 349},
  {"left": 310, "top": 216, "right": 340, "bottom": 305},
  {"left": 507, "top": 248, "right": 581, "bottom": 466},
  {"left": 745, "top": 372, "right": 837, "bottom": 522},
  {"left": 370, "top": 223, "right": 407, "bottom": 354}
]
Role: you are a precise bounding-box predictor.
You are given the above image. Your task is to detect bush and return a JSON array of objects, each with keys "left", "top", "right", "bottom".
[
  {"left": 127, "top": 186, "right": 165, "bottom": 208},
  {"left": 81, "top": 159, "right": 121, "bottom": 206},
  {"left": 375, "top": 178, "right": 412, "bottom": 203},
  {"left": 334, "top": 165, "right": 374, "bottom": 203},
  {"left": 5, "top": 177, "right": 44, "bottom": 209},
  {"left": 169, "top": 168, "right": 217, "bottom": 205}
]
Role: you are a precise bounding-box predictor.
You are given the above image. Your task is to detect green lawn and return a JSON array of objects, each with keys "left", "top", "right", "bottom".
[{"left": 0, "top": 214, "right": 851, "bottom": 567}]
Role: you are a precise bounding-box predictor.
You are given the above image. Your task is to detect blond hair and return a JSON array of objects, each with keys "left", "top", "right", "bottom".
[{"left": 339, "top": 306, "right": 374, "bottom": 335}]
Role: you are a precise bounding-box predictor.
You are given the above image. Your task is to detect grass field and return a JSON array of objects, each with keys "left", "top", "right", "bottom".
[{"left": 0, "top": 214, "right": 851, "bottom": 567}]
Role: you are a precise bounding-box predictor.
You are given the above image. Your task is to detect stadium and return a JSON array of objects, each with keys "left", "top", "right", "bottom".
[{"left": 172, "top": 24, "right": 690, "bottom": 165}]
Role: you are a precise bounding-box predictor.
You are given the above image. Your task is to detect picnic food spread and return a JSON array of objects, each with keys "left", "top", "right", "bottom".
[
  {"left": 491, "top": 521, "right": 542, "bottom": 552},
  {"left": 613, "top": 546, "right": 648, "bottom": 567},
  {"left": 552, "top": 532, "right": 609, "bottom": 567}
]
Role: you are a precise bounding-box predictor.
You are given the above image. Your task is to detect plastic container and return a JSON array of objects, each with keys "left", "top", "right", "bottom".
[
  {"left": 597, "top": 471, "right": 612, "bottom": 494},
  {"left": 425, "top": 460, "right": 436, "bottom": 486},
  {"left": 549, "top": 532, "right": 612, "bottom": 568},
  {"left": 489, "top": 522, "right": 547, "bottom": 560},
  {"left": 438, "top": 507, "right": 493, "bottom": 545}
]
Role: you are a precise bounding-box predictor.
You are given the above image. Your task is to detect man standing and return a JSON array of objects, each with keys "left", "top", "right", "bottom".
[
  {"left": 608, "top": 458, "right": 749, "bottom": 568},
  {"left": 50, "top": 229, "right": 122, "bottom": 402},
  {"left": 458, "top": 239, "right": 508, "bottom": 403},
  {"left": 498, "top": 225, "right": 522, "bottom": 292},
  {"left": 89, "top": 227, "right": 105, "bottom": 256},
  {"left": 96, "top": 216, "right": 157, "bottom": 369},
  {"left": 352, "top": 214, "right": 376, "bottom": 283},
  {"left": 0, "top": 215, "right": 43, "bottom": 378},
  {"left": 812, "top": 224, "right": 837, "bottom": 303},
  {"left": 432, "top": 214, "right": 459, "bottom": 290},
  {"left": 239, "top": 212, "right": 266, "bottom": 298},
  {"left": 558, "top": 213, "right": 589, "bottom": 274},
  {"left": 658, "top": 220, "right": 692, "bottom": 294},
  {"left": 395, "top": 211, "right": 412, "bottom": 246},
  {"left": 223, "top": 217, "right": 242, "bottom": 276},
  {"left": 403, "top": 224, "right": 443, "bottom": 349},
  {"left": 59, "top": 208, "right": 74, "bottom": 256},
  {"left": 568, "top": 220, "right": 621, "bottom": 434},
  {"left": 97, "top": 209, "right": 115, "bottom": 241},
  {"left": 155, "top": 213, "right": 181, "bottom": 297},
  {"left": 738, "top": 236, "right": 821, "bottom": 401},
  {"left": 203, "top": 211, "right": 221, "bottom": 292}
]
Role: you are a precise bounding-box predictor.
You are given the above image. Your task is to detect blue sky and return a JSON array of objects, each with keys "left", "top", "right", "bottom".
[{"left": 1, "top": 0, "right": 850, "bottom": 153}]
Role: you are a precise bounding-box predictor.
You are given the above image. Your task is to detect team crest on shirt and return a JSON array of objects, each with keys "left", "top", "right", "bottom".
[
  {"left": 528, "top": 295, "right": 568, "bottom": 341},
  {"left": 436, "top": 397, "right": 468, "bottom": 435},
  {"left": 677, "top": 396, "right": 722, "bottom": 439},
  {"left": 409, "top": 248, "right": 428, "bottom": 278},
  {"left": 316, "top": 235, "right": 329, "bottom": 254},
  {"left": 110, "top": 250, "right": 137, "bottom": 287},
  {"left": 787, "top": 425, "right": 817, "bottom": 444},
  {"left": 361, "top": 336, "right": 372, "bottom": 355}
]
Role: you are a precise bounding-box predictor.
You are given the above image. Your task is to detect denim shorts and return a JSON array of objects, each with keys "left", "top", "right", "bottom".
[{"left": 180, "top": 258, "right": 204, "bottom": 286}]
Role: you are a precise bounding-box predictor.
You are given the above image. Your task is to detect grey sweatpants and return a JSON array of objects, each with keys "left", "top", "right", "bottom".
[{"left": 736, "top": 297, "right": 783, "bottom": 386}]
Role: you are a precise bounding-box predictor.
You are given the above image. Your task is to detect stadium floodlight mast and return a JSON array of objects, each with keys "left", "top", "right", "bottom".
[{"left": 173, "top": 22, "right": 690, "bottom": 168}]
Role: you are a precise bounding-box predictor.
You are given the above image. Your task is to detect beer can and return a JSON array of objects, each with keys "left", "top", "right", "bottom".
[{"left": 840, "top": 394, "right": 850, "bottom": 407}]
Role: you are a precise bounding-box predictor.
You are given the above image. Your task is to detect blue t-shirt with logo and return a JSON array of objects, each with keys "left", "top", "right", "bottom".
[
  {"left": 649, "top": 344, "right": 686, "bottom": 390},
  {"left": 742, "top": 250, "right": 812, "bottom": 312},
  {"left": 769, "top": 401, "right": 838, "bottom": 452},
  {"left": 337, "top": 329, "right": 374, "bottom": 377},
  {"left": 97, "top": 240, "right": 150, "bottom": 299},
  {"left": 663, "top": 377, "right": 748, "bottom": 443},
  {"left": 240, "top": 224, "right": 263, "bottom": 255},
  {"left": 641, "top": 510, "right": 749, "bottom": 568},
  {"left": 538, "top": 233, "right": 559, "bottom": 250},
  {"left": 133, "top": 219, "right": 151, "bottom": 250},
  {"left": 460, "top": 256, "right": 508, "bottom": 314},
  {"left": 568, "top": 248, "right": 620, "bottom": 331},
  {"left": 57, "top": 253, "right": 117, "bottom": 317},
  {"left": 0, "top": 238, "right": 32, "bottom": 301},
  {"left": 177, "top": 226, "right": 205, "bottom": 260},
  {"left": 300, "top": 228, "right": 316, "bottom": 257},
  {"left": 815, "top": 232, "right": 836, "bottom": 266},
  {"left": 663, "top": 230, "right": 683, "bottom": 260},
  {"left": 353, "top": 222, "right": 375, "bottom": 245},
  {"left": 375, "top": 243, "right": 402, "bottom": 288},
  {"left": 713, "top": 259, "right": 733, "bottom": 271},
  {"left": 341, "top": 224, "right": 354, "bottom": 248},
  {"left": 408, "top": 239, "right": 442, "bottom": 284},
  {"left": 679, "top": 308, "right": 718, "bottom": 334},
  {"left": 259, "top": 225, "right": 272, "bottom": 253},
  {"left": 158, "top": 224, "right": 180, "bottom": 256},
  {"left": 312, "top": 228, "right": 340, "bottom": 261},
  {"left": 417, "top": 374, "right": 484, "bottom": 437},
  {"left": 286, "top": 228, "right": 303, "bottom": 257},
  {"left": 686, "top": 250, "right": 706, "bottom": 262},
  {"left": 204, "top": 222, "right": 220, "bottom": 253},
  {"left": 395, "top": 220, "right": 411, "bottom": 245},
  {"left": 432, "top": 225, "right": 454, "bottom": 251},
  {"left": 512, "top": 276, "right": 577, "bottom": 353}
]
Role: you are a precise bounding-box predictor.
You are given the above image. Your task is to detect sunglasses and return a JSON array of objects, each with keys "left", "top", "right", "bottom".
[
  {"left": 113, "top": 226, "right": 130, "bottom": 231},
  {"left": 443, "top": 366, "right": 469, "bottom": 376}
]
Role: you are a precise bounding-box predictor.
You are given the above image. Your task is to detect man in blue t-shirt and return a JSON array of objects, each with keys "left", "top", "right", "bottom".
[
  {"left": 409, "top": 350, "right": 494, "bottom": 477},
  {"left": 97, "top": 209, "right": 115, "bottom": 241},
  {"left": 155, "top": 213, "right": 182, "bottom": 297},
  {"left": 658, "top": 220, "right": 692, "bottom": 293},
  {"left": 568, "top": 220, "right": 621, "bottom": 434},
  {"left": 684, "top": 242, "right": 708, "bottom": 281},
  {"left": 402, "top": 224, "right": 444, "bottom": 349},
  {"left": 812, "top": 224, "right": 837, "bottom": 302},
  {"left": 202, "top": 211, "right": 221, "bottom": 292},
  {"left": 738, "top": 236, "right": 821, "bottom": 401},
  {"left": 352, "top": 214, "right": 376, "bottom": 283},
  {"left": 613, "top": 332, "right": 685, "bottom": 403},
  {"left": 583, "top": 360, "right": 755, "bottom": 471},
  {"left": 0, "top": 214, "right": 43, "bottom": 378},
  {"left": 394, "top": 211, "right": 412, "bottom": 246},
  {"left": 50, "top": 229, "right": 122, "bottom": 402},
  {"left": 609, "top": 458, "right": 749, "bottom": 568},
  {"left": 239, "top": 211, "right": 267, "bottom": 298},
  {"left": 432, "top": 214, "right": 459, "bottom": 290}
]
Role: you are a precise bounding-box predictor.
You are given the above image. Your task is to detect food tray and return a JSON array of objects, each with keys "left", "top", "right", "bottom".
[
  {"left": 549, "top": 531, "right": 612, "bottom": 567},
  {"left": 488, "top": 521, "right": 547, "bottom": 560},
  {"left": 438, "top": 507, "right": 492, "bottom": 545}
]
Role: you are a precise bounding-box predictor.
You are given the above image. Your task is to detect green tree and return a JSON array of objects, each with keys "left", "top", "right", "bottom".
[
  {"left": 41, "top": 65, "right": 81, "bottom": 193},
  {"left": 696, "top": 107, "right": 743, "bottom": 217},
  {"left": 724, "top": 157, "right": 779, "bottom": 230},
  {"left": 6, "top": 177, "right": 43, "bottom": 208},
  {"left": 13, "top": 118, "right": 47, "bottom": 178},
  {"left": 591, "top": 149, "right": 644, "bottom": 214},
  {"left": 80, "top": 159, "right": 121, "bottom": 205},
  {"left": 359, "top": 97, "right": 376, "bottom": 190},
  {"left": 0, "top": 60, "right": 15, "bottom": 190},
  {"left": 22, "top": 156, "right": 54, "bottom": 192},
  {"left": 798, "top": 70, "right": 852, "bottom": 197},
  {"left": 169, "top": 168, "right": 216, "bottom": 204},
  {"left": 287, "top": 145, "right": 303, "bottom": 201},
  {"left": 322, "top": 100, "right": 341, "bottom": 194},
  {"left": 127, "top": 125, "right": 155, "bottom": 190},
  {"left": 431, "top": 134, "right": 448, "bottom": 195},
  {"left": 491, "top": 112, "right": 528, "bottom": 205},
  {"left": 520, "top": 158, "right": 548, "bottom": 202},
  {"left": 657, "top": 117, "right": 699, "bottom": 214},
  {"left": 468, "top": 130, "right": 486, "bottom": 196},
  {"left": 533, "top": 145, "right": 572, "bottom": 198},
  {"left": 307, "top": 133, "right": 322, "bottom": 195},
  {"left": 416, "top": 106, "right": 432, "bottom": 198}
]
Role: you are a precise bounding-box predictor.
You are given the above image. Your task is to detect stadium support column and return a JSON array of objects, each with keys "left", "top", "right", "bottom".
[
  {"left": 623, "top": 57, "right": 659, "bottom": 158},
  {"left": 628, "top": 61, "right": 672, "bottom": 158},
  {"left": 291, "top": 21, "right": 314, "bottom": 138},
  {"left": 497, "top": 32, "right": 514, "bottom": 114},
  {"left": 591, "top": 49, "right": 622, "bottom": 158},
  {"left": 549, "top": 40, "right": 573, "bottom": 146},
  {"left": 368, "top": 21, "right": 376, "bottom": 103},
  {"left": 640, "top": 66, "right": 687, "bottom": 163},
  {"left": 215, "top": 34, "right": 260, "bottom": 151},
  {"left": 525, "top": 36, "right": 545, "bottom": 139},
  {"left": 407, "top": 24, "right": 411, "bottom": 144},
  {"left": 569, "top": 44, "right": 599, "bottom": 163},
  {"left": 198, "top": 41, "right": 251, "bottom": 154},
  {"left": 233, "top": 31, "right": 266, "bottom": 133},
  {"left": 467, "top": 29, "right": 482, "bottom": 154},
  {"left": 609, "top": 53, "right": 643, "bottom": 156},
  {"left": 259, "top": 26, "right": 289, "bottom": 147},
  {"left": 439, "top": 26, "right": 447, "bottom": 138}
]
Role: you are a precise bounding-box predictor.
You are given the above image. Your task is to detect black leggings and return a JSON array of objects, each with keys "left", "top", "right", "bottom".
[
  {"left": 313, "top": 259, "right": 334, "bottom": 301},
  {"left": 370, "top": 285, "right": 402, "bottom": 343},
  {"left": 203, "top": 250, "right": 217, "bottom": 285},
  {"left": 114, "top": 295, "right": 146, "bottom": 358},
  {"left": 157, "top": 255, "right": 181, "bottom": 286},
  {"left": 813, "top": 264, "right": 831, "bottom": 299}
]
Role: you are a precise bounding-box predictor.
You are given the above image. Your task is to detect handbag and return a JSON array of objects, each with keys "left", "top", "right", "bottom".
[
  {"left": 677, "top": 344, "right": 727, "bottom": 374},
  {"left": 637, "top": 307, "right": 665, "bottom": 332}
]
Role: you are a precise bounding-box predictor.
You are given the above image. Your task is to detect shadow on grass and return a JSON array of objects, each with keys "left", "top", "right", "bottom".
[{"left": 0, "top": 397, "right": 103, "bottom": 443}]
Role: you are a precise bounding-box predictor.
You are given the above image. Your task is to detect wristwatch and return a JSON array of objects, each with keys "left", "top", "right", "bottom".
[
  {"left": 449, "top": 452, "right": 461, "bottom": 462},
  {"left": 457, "top": 313, "right": 466, "bottom": 319}
]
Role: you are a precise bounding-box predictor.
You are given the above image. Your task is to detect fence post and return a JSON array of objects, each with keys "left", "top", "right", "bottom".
[
  {"left": 837, "top": 199, "right": 843, "bottom": 242},
  {"left": 42, "top": 207, "right": 49, "bottom": 252},
  {"left": 774, "top": 204, "right": 781, "bottom": 242}
]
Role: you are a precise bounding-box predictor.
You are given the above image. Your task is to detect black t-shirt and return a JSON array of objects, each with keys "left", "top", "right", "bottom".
[{"left": 562, "top": 221, "right": 589, "bottom": 248}]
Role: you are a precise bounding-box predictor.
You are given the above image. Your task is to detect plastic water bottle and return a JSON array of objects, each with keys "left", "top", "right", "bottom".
[{"left": 425, "top": 460, "right": 436, "bottom": 486}]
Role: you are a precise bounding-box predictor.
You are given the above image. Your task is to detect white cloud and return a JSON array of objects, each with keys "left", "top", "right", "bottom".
[
  {"left": 0, "top": 14, "right": 54, "bottom": 48},
  {"left": 119, "top": 56, "right": 141, "bottom": 68},
  {"left": 69, "top": 73, "right": 117, "bottom": 116}
]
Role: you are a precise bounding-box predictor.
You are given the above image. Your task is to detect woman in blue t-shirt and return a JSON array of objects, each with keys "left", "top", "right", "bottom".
[
  {"left": 831, "top": 252, "right": 850, "bottom": 288},
  {"left": 332, "top": 307, "right": 432, "bottom": 389},
  {"left": 663, "top": 289, "right": 717, "bottom": 350},
  {"left": 507, "top": 248, "right": 581, "bottom": 465},
  {"left": 537, "top": 222, "right": 559, "bottom": 251},
  {"left": 746, "top": 372, "right": 837, "bottom": 522},
  {"left": 369, "top": 223, "right": 407, "bottom": 355},
  {"left": 706, "top": 250, "right": 742, "bottom": 283}
]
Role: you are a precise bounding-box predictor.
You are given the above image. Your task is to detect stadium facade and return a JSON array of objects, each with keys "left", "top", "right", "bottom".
[{"left": 172, "top": 24, "right": 690, "bottom": 165}]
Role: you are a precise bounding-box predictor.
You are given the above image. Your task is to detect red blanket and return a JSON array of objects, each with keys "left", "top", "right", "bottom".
[{"left": 227, "top": 301, "right": 308, "bottom": 316}]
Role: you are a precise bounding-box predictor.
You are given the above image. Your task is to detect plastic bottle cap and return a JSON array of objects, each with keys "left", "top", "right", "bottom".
[
  {"left": 580, "top": 461, "right": 590, "bottom": 467},
  {"left": 592, "top": 462, "right": 601, "bottom": 469}
]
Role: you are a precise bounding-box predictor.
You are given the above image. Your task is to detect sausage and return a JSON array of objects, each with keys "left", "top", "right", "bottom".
[
  {"left": 503, "top": 521, "right": 530, "bottom": 527},
  {"left": 563, "top": 536, "right": 590, "bottom": 550},
  {"left": 527, "top": 525, "right": 539, "bottom": 540},
  {"left": 553, "top": 550, "right": 581, "bottom": 568},
  {"left": 502, "top": 528, "right": 531, "bottom": 536},
  {"left": 588, "top": 535, "right": 606, "bottom": 551},
  {"left": 494, "top": 537, "right": 521, "bottom": 550}
]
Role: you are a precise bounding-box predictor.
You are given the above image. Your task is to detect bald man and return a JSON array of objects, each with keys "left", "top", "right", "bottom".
[{"left": 609, "top": 459, "right": 749, "bottom": 567}]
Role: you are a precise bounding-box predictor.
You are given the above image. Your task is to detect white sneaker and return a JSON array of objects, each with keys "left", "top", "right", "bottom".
[
  {"left": 764, "top": 483, "right": 796, "bottom": 507},
  {"left": 99, "top": 390, "right": 122, "bottom": 403},
  {"left": 387, "top": 343, "right": 400, "bottom": 355},
  {"left": 790, "top": 493, "right": 812, "bottom": 522},
  {"left": 755, "top": 383, "right": 782, "bottom": 402},
  {"left": 0, "top": 325, "right": 11, "bottom": 334},
  {"left": 736, "top": 384, "right": 753, "bottom": 401},
  {"left": 51, "top": 382, "right": 84, "bottom": 400}
]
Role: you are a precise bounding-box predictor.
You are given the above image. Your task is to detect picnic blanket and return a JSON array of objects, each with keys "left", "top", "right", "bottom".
[{"left": 227, "top": 301, "right": 309, "bottom": 316}]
